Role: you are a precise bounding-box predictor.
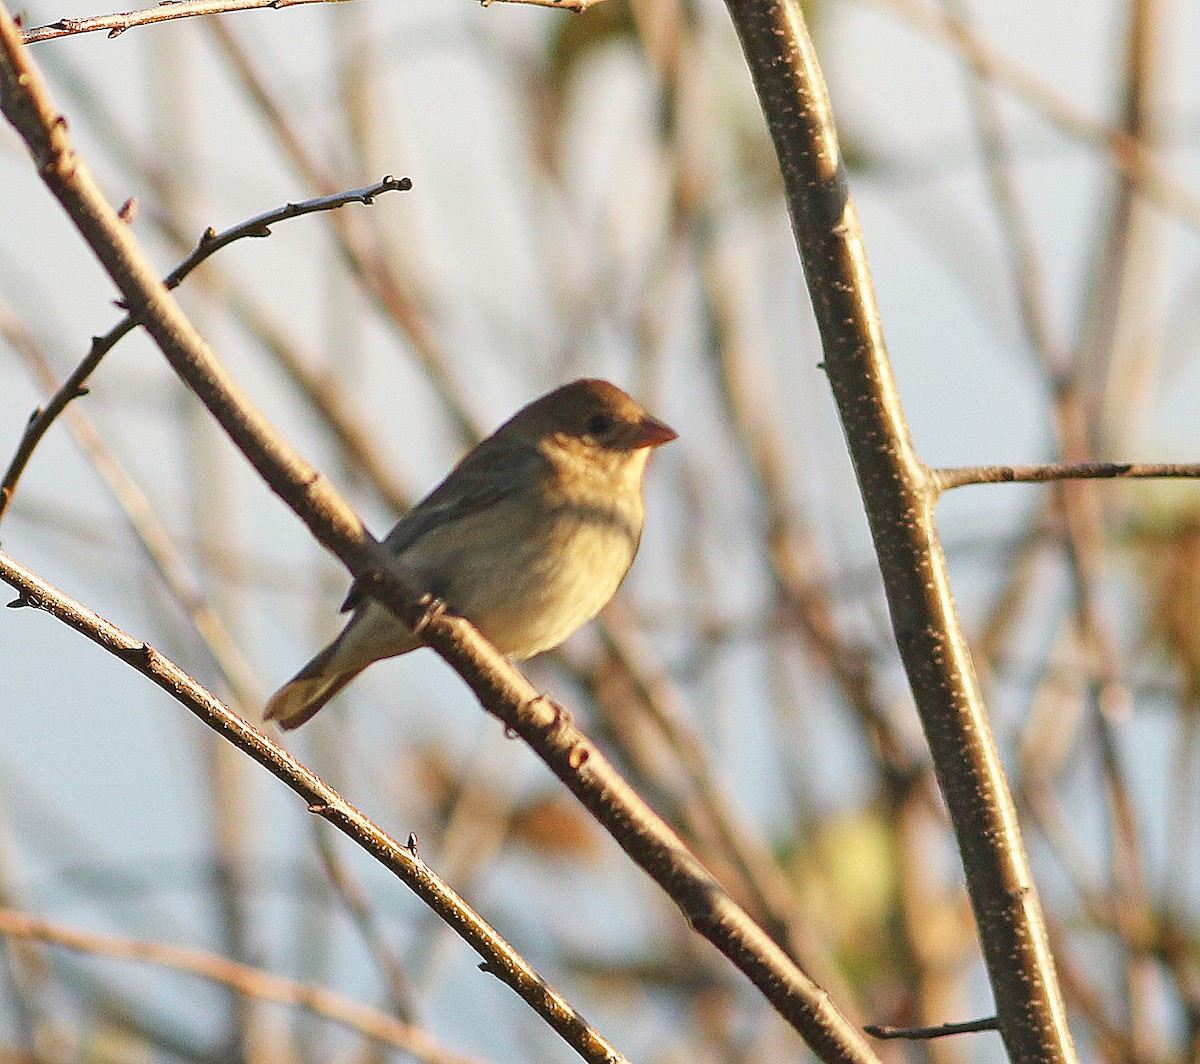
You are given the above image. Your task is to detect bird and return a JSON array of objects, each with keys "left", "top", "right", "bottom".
[{"left": 264, "top": 379, "right": 677, "bottom": 729}]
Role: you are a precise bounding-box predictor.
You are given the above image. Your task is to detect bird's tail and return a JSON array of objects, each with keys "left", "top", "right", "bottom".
[{"left": 264, "top": 642, "right": 364, "bottom": 730}]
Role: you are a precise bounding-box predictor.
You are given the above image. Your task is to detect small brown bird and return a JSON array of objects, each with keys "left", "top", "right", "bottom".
[{"left": 265, "top": 379, "right": 676, "bottom": 729}]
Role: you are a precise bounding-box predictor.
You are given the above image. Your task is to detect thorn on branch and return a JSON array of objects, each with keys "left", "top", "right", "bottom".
[
  {"left": 406, "top": 832, "right": 419, "bottom": 857},
  {"left": 117, "top": 198, "right": 137, "bottom": 223},
  {"left": 117, "top": 642, "right": 154, "bottom": 667},
  {"left": 6, "top": 591, "right": 41, "bottom": 610},
  {"left": 25, "top": 407, "right": 43, "bottom": 427}
]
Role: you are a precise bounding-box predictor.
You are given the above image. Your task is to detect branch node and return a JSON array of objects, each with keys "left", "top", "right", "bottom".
[
  {"left": 524, "top": 692, "right": 563, "bottom": 730},
  {"left": 117, "top": 642, "right": 153, "bottom": 666}
]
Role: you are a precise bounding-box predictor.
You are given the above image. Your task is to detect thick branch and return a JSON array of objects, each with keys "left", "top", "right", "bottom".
[
  {"left": 721, "top": 0, "right": 1077, "bottom": 1060},
  {"left": 0, "top": 9, "right": 877, "bottom": 1061}
]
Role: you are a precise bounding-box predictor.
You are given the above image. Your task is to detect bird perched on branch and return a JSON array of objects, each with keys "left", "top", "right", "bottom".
[{"left": 265, "top": 378, "right": 677, "bottom": 729}]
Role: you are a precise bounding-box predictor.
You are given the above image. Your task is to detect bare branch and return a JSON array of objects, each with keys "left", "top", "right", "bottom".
[
  {"left": 21, "top": 0, "right": 356, "bottom": 44},
  {"left": 0, "top": 10, "right": 879, "bottom": 1061},
  {"left": 934, "top": 461, "right": 1200, "bottom": 492},
  {"left": 0, "top": 177, "right": 410, "bottom": 526},
  {"left": 0, "top": 550, "right": 628, "bottom": 1064},
  {"left": 722, "top": 0, "right": 1077, "bottom": 1059},
  {"left": 0, "top": 907, "right": 484, "bottom": 1064},
  {"left": 864, "top": 0, "right": 1200, "bottom": 232},
  {"left": 477, "top": 0, "right": 596, "bottom": 10},
  {"left": 865, "top": 1015, "right": 999, "bottom": 1040}
]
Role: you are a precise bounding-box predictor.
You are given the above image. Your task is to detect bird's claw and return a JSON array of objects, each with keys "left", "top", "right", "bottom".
[{"left": 413, "top": 593, "right": 448, "bottom": 636}]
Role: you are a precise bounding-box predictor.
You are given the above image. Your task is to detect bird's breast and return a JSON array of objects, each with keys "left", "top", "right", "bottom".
[{"left": 416, "top": 487, "right": 644, "bottom": 659}]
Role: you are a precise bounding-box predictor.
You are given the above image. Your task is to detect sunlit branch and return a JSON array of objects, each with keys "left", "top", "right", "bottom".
[
  {"left": 934, "top": 461, "right": 1200, "bottom": 492},
  {"left": 21, "top": 0, "right": 355, "bottom": 44},
  {"left": 0, "top": 11, "right": 879, "bottom": 1060},
  {"left": 0, "top": 177, "right": 410, "bottom": 525},
  {"left": 0, "top": 551, "right": 629, "bottom": 1064},
  {"left": 0, "top": 907, "right": 483, "bottom": 1064}
]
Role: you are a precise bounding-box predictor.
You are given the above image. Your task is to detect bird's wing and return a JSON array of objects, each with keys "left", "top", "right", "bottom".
[{"left": 340, "top": 440, "right": 545, "bottom": 613}]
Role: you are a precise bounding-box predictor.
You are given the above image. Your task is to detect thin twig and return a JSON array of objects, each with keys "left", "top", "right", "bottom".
[
  {"left": 0, "top": 298, "right": 267, "bottom": 710},
  {"left": 865, "top": 1015, "right": 999, "bottom": 1040},
  {"left": 478, "top": 0, "right": 596, "bottom": 10},
  {"left": 0, "top": 907, "right": 484, "bottom": 1064},
  {"left": 933, "top": 461, "right": 1200, "bottom": 492},
  {"left": 20, "top": 0, "right": 356, "bottom": 44},
  {"left": 0, "top": 177, "right": 410, "bottom": 526},
  {"left": 206, "top": 18, "right": 482, "bottom": 445}
]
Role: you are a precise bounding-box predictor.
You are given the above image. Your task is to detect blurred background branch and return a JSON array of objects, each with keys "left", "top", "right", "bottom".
[{"left": 1, "top": 0, "right": 1199, "bottom": 1062}]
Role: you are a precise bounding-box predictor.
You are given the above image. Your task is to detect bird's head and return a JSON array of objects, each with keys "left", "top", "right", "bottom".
[{"left": 511, "top": 379, "right": 677, "bottom": 459}]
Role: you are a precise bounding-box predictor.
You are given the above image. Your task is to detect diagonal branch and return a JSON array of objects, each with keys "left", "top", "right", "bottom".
[
  {"left": 0, "top": 550, "right": 627, "bottom": 1064},
  {"left": 0, "top": 177, "right": 410, "bottom": 526},
  {"left": 0, "top": 8, "right": 878, "bottom": 1061},
  {"left": 864, "top": 0, "right": 1200, "bottom": 233}
]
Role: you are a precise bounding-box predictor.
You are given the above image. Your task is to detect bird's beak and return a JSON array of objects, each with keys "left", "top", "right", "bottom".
[{"left": 629, "top": 415, "right": 678, "bottom": 449}]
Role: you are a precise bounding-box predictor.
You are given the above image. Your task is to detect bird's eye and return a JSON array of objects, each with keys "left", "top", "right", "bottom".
[{"left": 585, "top": 413, "right": 615, "bottom": 436}]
